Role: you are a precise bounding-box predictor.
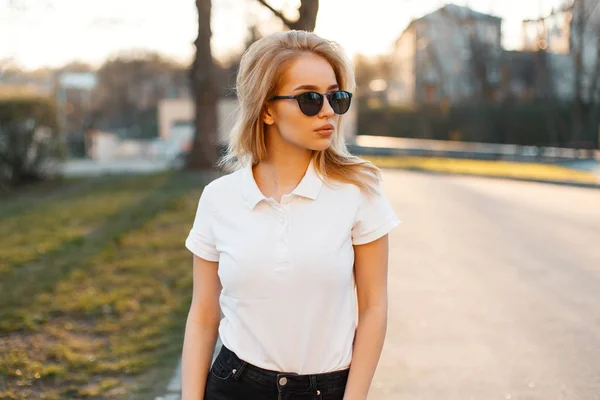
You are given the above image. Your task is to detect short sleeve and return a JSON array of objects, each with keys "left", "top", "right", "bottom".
[
  {"left": 185, "top": 185, "right": 220, "bottom": 262},
  {"left": 351, "top": 181, "right": 400, "bottom": 245}
]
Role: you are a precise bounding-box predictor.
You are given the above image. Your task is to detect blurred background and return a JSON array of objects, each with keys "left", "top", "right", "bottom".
[
  {"left": 1, "top": 1, "right": 600, "bottom": 399},
  {"left": 2, "top": 0, "right": 600, "bottom": 183}
]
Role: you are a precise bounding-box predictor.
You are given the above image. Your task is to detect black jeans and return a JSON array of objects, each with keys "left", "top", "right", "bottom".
[{"left": 204, "top": 345, "right": 349, "bottom": 400}]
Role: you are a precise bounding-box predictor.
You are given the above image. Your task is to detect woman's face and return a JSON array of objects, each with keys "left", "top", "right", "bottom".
[{"left": 263, "top": 52, "right": 340, "bottom": 152}]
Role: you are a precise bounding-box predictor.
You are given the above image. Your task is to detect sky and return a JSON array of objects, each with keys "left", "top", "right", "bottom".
[{"left": 0, "top": 0, "right": 566, "bottom": 70}]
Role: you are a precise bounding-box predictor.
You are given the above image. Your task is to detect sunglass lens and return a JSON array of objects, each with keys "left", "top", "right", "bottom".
[
  {"left": 297, "top": 92, "right": 323, "bottom": 116},
  {"left": 329, "top": 91, "right": 352, "bottom": 114}
]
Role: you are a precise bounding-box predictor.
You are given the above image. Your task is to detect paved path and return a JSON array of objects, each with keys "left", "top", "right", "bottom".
[
  {"left": 372, "top": 170, "right": 600, "bottom": 400},
  {"left": 159, "top": 170, "right": 600, "bottom": 400},
  {"left": 155, "top": 338, "right": 221, "bottom": 400},
  {"left": 61, "top": 158, "right": 172, "bottom": 177}
]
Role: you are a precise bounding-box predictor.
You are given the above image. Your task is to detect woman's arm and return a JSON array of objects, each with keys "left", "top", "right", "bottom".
[
  {"left": 344, "top": 235, "right": 390, "bottom": 400},
  {"left": 181, "top": 255, "right": 222, "bottom": 400}
]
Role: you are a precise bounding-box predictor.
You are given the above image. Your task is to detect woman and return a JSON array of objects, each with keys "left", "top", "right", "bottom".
[{"left": 182, "top": 30, "right": 399, "bottom": 400}]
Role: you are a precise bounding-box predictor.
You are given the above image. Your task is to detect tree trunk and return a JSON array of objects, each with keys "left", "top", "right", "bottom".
[
  {"left": 294, "top": 0, "right": 319, "bottom": 31},
  {"left": 584, "top": 8, "right": 600, "bottom": 152},
  {"left": 571, "top": 0, "right": 587, "bottom": 149},
  {"left": 187, "top": 0, "right": 219, "bottom": 170}
]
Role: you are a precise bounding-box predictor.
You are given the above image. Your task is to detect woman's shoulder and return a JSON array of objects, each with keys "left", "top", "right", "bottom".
[
  {"left": 319, "top": 156, "right": 383, "bottom": 196},
  {"left": 323, "top": 171, "right": 383, "bottom": 198},
  {"left": 321, "top": 178, "right": 369, "bottom": 209},
  {"left": 201, "top": 168, "right": 243, "bottom": 198}
]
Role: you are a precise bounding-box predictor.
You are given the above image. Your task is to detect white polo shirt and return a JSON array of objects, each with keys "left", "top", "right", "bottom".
[{"left": 185, "top": 159, "right": 399, "bottom": 374}]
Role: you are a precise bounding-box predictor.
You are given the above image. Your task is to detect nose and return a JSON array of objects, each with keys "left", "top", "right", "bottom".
[{"left": 318, "top": 94, "right": 335, "bottom": 118}]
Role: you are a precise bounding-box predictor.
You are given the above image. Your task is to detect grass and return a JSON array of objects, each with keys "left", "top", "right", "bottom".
[
  {"left": 0, "top": 170, "right": 211, "bottom": 399},
  {"left": 0, "top": 173, "right": 173, "bottom": 275},
  {"left": 364, "top": 156, "right": 599, "bottom": 185}
]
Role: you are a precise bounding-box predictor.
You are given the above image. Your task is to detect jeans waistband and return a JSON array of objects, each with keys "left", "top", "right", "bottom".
[{"left": 217, "top": 344, "right": 350, "bottom": 392}]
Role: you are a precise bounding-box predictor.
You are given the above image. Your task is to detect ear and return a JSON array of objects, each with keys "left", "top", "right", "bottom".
[{"left": 262, "top": 104, "right": 275, "bottom": 125}]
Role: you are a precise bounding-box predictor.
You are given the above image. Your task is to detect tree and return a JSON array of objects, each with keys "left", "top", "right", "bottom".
[
  {"left": 569, "top": 0, "right": 600, "bottom": 149},
  {"left": 187, "top": 0, "right": 219, "bottom": 169},
  {"left": 187, "top": 0, "right": 320, "bottom": 171},
  {"left": 520, "top": 0, "right": 600, "bottom": 149},
  {"left": 256, "top": 0, "right": 319, "bottom": 31},
  {"left": 94, "top": 51, "right": 186, "bottom": 138}
]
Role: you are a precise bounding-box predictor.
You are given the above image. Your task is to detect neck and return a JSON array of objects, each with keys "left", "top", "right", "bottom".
[{"left": 254, "top": 128, "right": 314, "bottom": 200}]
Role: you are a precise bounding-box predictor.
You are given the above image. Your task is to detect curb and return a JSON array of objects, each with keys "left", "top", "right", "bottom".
[
  {"left": 380, "top": 165, "right": 600, "bottom": 189},
  {"left": 155, "top": 338, "right": 222, "bottom": 400}
]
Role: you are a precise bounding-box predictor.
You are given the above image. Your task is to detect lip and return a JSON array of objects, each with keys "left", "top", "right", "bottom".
[{"left": 315, "top": 124, "right": 334, "bottom": 135}]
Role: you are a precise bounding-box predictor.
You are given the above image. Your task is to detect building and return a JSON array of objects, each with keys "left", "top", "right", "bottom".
[
  {"left": 521, "top": 0, "right": 600, "bottom": 101},
  {"left": 522, "top": 6, "right": 572, "bottom": 54},
  {"left": 390, "top": 4, "right": 503, "bottom": 104}
]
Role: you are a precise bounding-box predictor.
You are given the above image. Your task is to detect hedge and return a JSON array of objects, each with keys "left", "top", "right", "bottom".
[
  {"left": 358, "top": 101, "right": 598, "bottom": 149},
  {"left": 0, "top": 95, "right": 64, "bottom": 189}
]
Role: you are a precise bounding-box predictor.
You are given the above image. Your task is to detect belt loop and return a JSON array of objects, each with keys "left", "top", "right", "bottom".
[
  {"left": 232, "top": 360, "right": 248, "bottom": 381},
  {"left": 309, "top": 374, "right": 318, "bottom": 390}
]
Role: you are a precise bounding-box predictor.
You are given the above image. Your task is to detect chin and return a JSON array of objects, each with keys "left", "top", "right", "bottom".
[{"left": 308, "top": 139, "right": 333, "bottom": 152}]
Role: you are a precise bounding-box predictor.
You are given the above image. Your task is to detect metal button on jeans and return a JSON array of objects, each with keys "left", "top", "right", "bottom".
[{"left": 279, "top": 377, "right": 288, "bottom": 386}]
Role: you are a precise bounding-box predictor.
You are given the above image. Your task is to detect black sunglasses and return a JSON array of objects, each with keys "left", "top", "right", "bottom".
[{"left": 269, "top": 90, "right": 353, "bottom": 117}]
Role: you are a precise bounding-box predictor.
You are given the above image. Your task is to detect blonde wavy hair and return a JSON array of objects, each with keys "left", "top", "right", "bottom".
[{"left": 218, "top": 30, "right": 381, "bottom": 194}]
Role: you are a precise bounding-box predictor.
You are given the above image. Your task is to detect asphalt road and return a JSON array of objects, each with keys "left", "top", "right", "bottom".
[{"left": 372, "top": 170, "right": 600, "bottom": 400}]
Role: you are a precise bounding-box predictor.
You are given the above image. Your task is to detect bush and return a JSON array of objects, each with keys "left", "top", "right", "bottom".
[
  {"left": 0, "top": 95, "right": 66, "bottom": 189},
  {"left": 357, "top": 100, "right": 596, "bottom": 148}
]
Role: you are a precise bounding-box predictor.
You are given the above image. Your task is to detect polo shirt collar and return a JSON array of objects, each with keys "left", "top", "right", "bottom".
[{"left": 241, "top": 159, "right": 323, "bottom": 209}]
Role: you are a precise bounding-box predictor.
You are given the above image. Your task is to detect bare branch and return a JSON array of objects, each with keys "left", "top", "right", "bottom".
[{"left": 255, "top": 0, "right": 295, "bottom": 29}]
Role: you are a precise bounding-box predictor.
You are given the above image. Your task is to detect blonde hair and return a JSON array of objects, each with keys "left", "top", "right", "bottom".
[{"left": 218, "top": 30, "right": 381, "bottom": 194}]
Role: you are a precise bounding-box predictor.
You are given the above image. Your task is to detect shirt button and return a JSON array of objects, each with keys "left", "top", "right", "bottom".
[{"left": 279, "top": 377, "right": 288, "bottom": 386}]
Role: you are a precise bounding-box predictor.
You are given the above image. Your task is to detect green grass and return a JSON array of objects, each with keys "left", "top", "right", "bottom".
[
  {"left": 0, "top": 173, "right": 173, "bottom": 275},
  {"left": 0, "top": 170, "right": 211, "bottom": 399}
]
